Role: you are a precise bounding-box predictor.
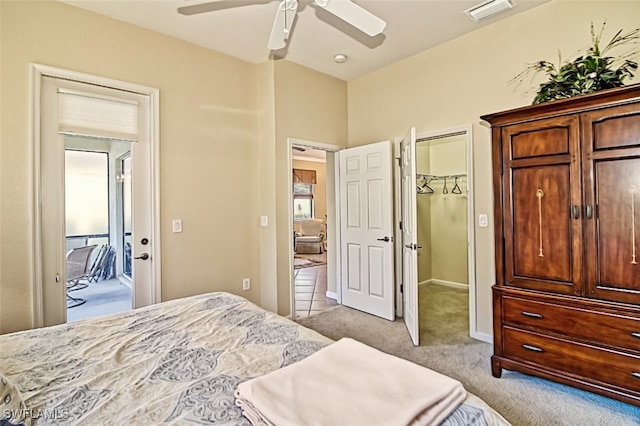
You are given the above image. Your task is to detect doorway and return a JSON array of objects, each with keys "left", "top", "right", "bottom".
[
  {"left": 288, "top": 138, "right": 343, "bottom": 319},
  {"left": 64, "top": 139, "right": 134, "bottom": 322},
  {"left": 32, "top": 64, "right": 161, "bottom": 328},
  {"left": 414, "top": 129, "right": 476, "bottom": 344}
]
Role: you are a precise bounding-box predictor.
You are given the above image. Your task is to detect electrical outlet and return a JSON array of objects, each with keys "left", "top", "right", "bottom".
[{"left": 242, "top": 278, "right": 250, "bottom": 291}]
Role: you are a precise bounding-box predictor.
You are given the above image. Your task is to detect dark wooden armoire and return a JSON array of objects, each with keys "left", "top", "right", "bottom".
[{"left": 482, "top": 84, "right": 640, "bottom": 406}]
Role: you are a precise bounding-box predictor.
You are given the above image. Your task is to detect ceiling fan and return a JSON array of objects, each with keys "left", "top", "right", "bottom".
[{"left": 178, "top": 0, "right": 387, "bottom": 51}]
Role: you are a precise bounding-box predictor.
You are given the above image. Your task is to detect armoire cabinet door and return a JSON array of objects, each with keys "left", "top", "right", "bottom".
[
  {"left": 583, "top": 104, "right": 640, "bottom": 304},
  {"left": 502, "top": 116, "right": 583, "bottom": 295}
]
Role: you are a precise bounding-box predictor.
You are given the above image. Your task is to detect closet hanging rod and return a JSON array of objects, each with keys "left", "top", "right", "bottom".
[{"left": 416, "top": 173, "right": 466, "bottom": 180}]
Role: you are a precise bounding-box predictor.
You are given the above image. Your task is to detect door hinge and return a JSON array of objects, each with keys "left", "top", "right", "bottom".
[
  {"left": 399, "top": 221, "right": 403, "bottom": 230},
  {"left": 400, "top": 284, "right": 403, "bottom": 293},
  {"left": 55, "top": 273, "right": 60, "bottom": 283}
]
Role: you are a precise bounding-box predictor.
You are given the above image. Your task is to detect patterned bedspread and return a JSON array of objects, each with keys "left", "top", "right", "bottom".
[{"left": 0, "top": 292, "right": 509, "bottom": 425}]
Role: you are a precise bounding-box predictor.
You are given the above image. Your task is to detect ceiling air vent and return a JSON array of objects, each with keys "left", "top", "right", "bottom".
[{"left": 464, "top": 0, "right": 516, "bottom": 22}]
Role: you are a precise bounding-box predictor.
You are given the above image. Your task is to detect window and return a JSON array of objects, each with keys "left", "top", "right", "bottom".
[
  {"left": 293, "top": 183, "right": 314, "bottom": 220},
  {"left": 65, "top": 149, "right": 109, "bottom": 250},
  {"left": 292, "top": 168, "right": 316, "bottom": 221}
]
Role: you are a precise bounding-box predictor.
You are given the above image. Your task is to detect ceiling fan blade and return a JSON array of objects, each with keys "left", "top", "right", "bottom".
[
  {"left": 314, "top": 0, "right": 386, "bottom": 36},
  {"left": 178, "top": 0, "right": 270, "bottom": 16},
  {"left": 268, "top": 0, "right": 299, "bottom": 50},
  {"left": 178, "top": 1, "right": 229, "bottom": 16}
]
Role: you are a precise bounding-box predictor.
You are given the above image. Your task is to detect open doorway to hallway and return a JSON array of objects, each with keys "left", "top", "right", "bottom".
[{"left": 291, "top": 146, "right": 337, "bottom": 317}]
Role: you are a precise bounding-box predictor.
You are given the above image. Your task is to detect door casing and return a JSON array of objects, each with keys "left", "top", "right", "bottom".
[{"left": 30, "top": 64, "right": 162, "bottom": 327}]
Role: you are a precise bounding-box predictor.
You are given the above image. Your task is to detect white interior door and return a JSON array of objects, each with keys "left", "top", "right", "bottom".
[
  {"left": 39, "top": 73, "right": 158, "bottom": 326},
  {"left": 401, "top": 128, "right": 419, "bottom": 345},
  {"left": 339, "top": 141, "right": 394, "bottom": 320}
]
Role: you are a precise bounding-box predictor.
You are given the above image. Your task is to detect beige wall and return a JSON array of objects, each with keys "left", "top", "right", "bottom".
[
  {"left": 0, "top": 1, "right": 347, "bottom": 333},
  {"left": 256, "top": 61, "right": 279, "bottom": 313},
  {"left": 3, "top": 0, "right": 637, "bottom": 336},
  {"left": 428, "top": 138, "right": 468, "bottom": 286},
  {"left": 292, "top": 159, "right": 327, "bottom": 230},
  {"left": 347, "top": 0, "right": 640, "bottom": 336},
  {"left": 415, "top": 137, "right": 468, "bottom": 286},
  {"left": 273, "top": 61, "right": 347, "bottom": 316},
  {"left": 0, "top": 0, "right": 266, "bottom": 333}
]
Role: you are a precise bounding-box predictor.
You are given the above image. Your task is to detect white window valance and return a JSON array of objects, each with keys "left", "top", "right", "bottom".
[{"left": 57, "top": 88, "right": 139, "bottom": 142}]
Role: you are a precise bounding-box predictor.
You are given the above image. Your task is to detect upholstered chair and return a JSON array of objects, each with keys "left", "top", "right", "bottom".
[{"left": 295, "top": 219, "right": 325, "bottom": 254}]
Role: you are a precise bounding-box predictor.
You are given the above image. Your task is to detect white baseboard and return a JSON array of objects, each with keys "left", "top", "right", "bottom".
[
  {"left": 471, "top": 331, "right": 493, "bottom": 344},
  {"left": 326, "top": 291, "right": 338, "bottom": 300},
  {"left": 422, "top": 279, "right": 469, "bottom": 290}
]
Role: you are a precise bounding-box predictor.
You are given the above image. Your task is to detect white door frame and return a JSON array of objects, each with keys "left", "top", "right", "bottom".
[
  {"left": 395, "top": 124, "right": 486, "bottom": 342},
  {"left": 30, "top": 64, "right": 162, "bottom": 328},
  {"left": 287, "top": 138, "right": 344, "bottom": 318}
]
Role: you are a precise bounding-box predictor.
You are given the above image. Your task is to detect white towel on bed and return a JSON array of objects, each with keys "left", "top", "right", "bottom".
[{"left": 235, "top": 338, "right": 466, "bottom": 426}]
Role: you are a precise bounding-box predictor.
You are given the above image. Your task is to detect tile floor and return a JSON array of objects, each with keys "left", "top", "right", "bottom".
[
  {"left": 294, "top": 263, "right": 337, "bottom": 318},
  {"left": 67, "top": 268, "right": 336, "bottom": 322},
  {"left": 67, "top": 278, "right": 132, "bottom": 322}
]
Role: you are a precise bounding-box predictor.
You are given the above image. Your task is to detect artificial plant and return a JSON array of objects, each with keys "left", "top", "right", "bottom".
[{"left": 512, "top": 22, "right": 639, "bottom": 104}]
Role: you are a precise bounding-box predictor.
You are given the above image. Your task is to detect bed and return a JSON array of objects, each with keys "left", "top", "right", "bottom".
[{"left": 0, "top": 292, "right": 509, "bottom": 425}]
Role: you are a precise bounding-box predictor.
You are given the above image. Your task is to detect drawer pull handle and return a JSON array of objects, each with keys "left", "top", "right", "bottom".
[
  {"left": 632, "top": 372, "right": 640, "bottom": 379},
  {"left": 522, "top": 344, "right": 544, "bottom": 353},
  {"left": 521, "top": 311, "right": 543, "bottom": 319},
  {"left": 632, "top": 332, "right": 640, "bottom": 339}
]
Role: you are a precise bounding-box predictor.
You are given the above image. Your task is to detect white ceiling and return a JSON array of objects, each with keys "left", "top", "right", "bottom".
[
  {"left": 293, "top": 147, "right": 327, "bottom": 162},
  {"left": 59, "top": 0, "right": 548, "bottom": 81}
]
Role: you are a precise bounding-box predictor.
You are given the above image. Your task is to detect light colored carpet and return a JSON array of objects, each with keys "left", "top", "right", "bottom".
[{"left": 296, "top": 284, "right": 640, "bottom": 426}]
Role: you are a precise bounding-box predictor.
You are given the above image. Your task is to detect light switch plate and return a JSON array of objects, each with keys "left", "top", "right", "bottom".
[
  {"left": 478, "top": 214, "right": 488, "bottom": 228},
  {"left": 260, "top": 216, "right": 268, "bottom": 227},
  {"left": 172, "top": 219, "right": 182, "bottom": 233}
]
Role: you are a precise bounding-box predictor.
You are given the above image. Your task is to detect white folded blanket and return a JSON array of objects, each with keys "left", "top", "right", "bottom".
[{"left": 235, "top": 338, "right": 466, "bottom": 426}]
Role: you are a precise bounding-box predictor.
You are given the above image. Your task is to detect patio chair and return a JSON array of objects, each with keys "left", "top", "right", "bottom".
[
  {"left": 295, "top": 219, "right": 325, "bottom": 254},
  {"left": 87, "top": 245, "right": 108, "bottom": 283},
  {"left": 66, "top": 244, "right": 97, "bottom": 308}
]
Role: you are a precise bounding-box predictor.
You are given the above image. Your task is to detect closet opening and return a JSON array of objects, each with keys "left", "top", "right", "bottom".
[{"left": 415, "top": 130, "right": 476, "bottom": 345}]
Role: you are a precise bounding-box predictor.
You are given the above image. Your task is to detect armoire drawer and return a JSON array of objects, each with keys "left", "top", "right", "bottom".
[
  {"left": 503, "top": 327, "right": 640, "bottom": 392},
  {"left": 502, "top": 296, "right": 640, "bottom": 352}
]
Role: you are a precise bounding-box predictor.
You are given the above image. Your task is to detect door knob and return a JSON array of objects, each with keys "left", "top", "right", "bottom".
[
  {"left": 134, "top": 253, "right": 149, "bottom": 260},
  {"left": 404, "top": 243, "right": 422, "bottom": 250},
  {"left": 377, "top": 236, "right": 391, "bottom": 242}
]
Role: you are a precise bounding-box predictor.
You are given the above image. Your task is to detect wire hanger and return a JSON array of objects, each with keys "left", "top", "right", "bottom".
[
  {"left": 442, "top": 176, "right": 449, "bottom": 194},
  {"left": 452, "top": 176, "right": 462, "bottom": 194},
  {"left": 416, "top": 176, "right": 434, "bottom": 194}
]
